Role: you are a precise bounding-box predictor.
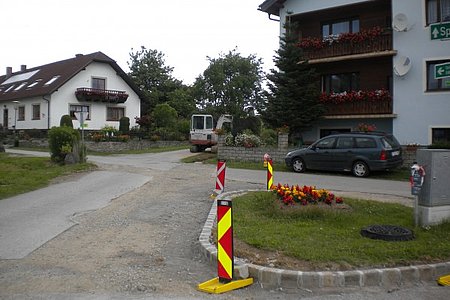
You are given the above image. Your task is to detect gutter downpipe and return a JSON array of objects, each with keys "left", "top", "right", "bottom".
[{"left": 43, "top": 95, "right": 50, "bottom": 130}]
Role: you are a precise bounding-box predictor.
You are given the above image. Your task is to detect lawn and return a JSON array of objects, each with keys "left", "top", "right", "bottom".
[
  {"left": 231, "top": 191, "right": 450, "bottom": 270},
  {"left": 0, "top": 153, "right": 95, "bottom": 200}
]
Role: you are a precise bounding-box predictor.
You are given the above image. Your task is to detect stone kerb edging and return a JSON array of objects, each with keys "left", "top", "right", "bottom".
[{"left": 198, "top": 190, "right": 450, "bottom": 290}]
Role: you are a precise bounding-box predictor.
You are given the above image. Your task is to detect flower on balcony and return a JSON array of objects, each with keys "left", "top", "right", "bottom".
[
  {"left": 298, "top": 26, "right": 385, "bottom": 50},
  {"left": 319, "top": 89, "right": 391, "bottom": 104},
  {"left": 357, "top": 123, "right": 377, "bottom": 132}
]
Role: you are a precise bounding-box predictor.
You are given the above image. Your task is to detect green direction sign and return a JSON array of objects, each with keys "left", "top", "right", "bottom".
[
  {"left": 431, "top": 22, "right": 450, "bottom": 40},
  {"left": 435, "top": 63, "right": 450, "bottom": 79}
]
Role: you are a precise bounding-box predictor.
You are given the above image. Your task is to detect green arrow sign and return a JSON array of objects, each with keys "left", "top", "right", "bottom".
[
  {"left": 435, "top": 62, "right": 450, "bottom": 79},
  {"left": 431, "top": 22, "right": 450, "bottom": 40}
]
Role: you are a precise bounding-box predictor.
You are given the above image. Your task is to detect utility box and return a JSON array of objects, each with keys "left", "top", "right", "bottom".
[{"left": 416, "top": 149, "right": 450, "bottom": 226}]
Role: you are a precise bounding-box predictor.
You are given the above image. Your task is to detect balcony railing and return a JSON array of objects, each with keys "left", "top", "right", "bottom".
[
  {"left": 75, "top": 88, "right": 129, "bottom": 103},
  {"left": 320, "top": 90, "right": 393, "bottom": 116},
  {"left": 300, "top": 31, "right": 393, "bottom": 61}
]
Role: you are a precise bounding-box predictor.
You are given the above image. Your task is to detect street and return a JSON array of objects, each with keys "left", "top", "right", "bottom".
[{"left": 0, "top": 149, "right": 448, "bottom": 299}]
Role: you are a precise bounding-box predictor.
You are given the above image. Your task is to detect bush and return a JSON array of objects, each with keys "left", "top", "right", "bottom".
[
  {"left": 234, "top": 131, "right": 262, "bottom": 148},
  {"left": 260, "top": 128, "right": 278, "bottom": 146},
  {"left": 119, "top": 117, "right": 130, "bottom": 134},
  {"left": 60, "top": 115, "right": 74, "bottom": 128},
  {"left": 153, "top": 103, "right": 177, "bottom": 128},
  {"left": 48, "top": 126, "right": 80, "bottom": 163},
  {"left": 429, "top": 142, "right": 450, "bottom": 149}
]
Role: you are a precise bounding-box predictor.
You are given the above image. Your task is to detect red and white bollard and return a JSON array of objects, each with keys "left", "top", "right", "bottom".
[{"left": 212, "top": 159, "right": 226, "bottom": 197}]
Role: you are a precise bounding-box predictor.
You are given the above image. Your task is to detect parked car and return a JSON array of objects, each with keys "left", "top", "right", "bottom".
[{"left": 285, "top": 132, "right": 403, "bottom": 177}]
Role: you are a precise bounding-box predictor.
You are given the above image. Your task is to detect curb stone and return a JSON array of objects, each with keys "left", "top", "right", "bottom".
[{"left": 198, "top": 190, "right": 450, "bottom": 290}]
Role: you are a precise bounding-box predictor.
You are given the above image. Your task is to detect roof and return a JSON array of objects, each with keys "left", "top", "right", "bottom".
[
  {"left": 258, "top": 0, "right": 285, "bottom": 16},
  {"left": 0, "top": 51, "right": 145, "bottom": 102}
]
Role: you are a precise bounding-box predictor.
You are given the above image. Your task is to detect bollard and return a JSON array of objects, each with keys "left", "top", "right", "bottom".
[
  {"left": 212, "top": 160, "right": 226, "bottom": 198},
  {"left": 267, "top": 159, "right": 274, "bottom": 190},
  {"left": 198, "top": 198, "right": 253, "bottom": 294}
]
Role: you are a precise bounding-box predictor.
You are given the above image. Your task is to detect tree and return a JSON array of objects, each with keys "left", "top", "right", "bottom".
[
  {"left": 193, "top": 49, "right": 265, "bottom": 119},
  {"left": 262, "top": 23, "right": 325, "bottom": 135},
  {"left": 152, "top": 103, "right": 178, "bottom": 128},
  {"left": 128, "top": 46, "right": 182, "bottom": 114}
]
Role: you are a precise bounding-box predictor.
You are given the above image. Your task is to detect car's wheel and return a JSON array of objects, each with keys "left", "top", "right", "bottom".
[
  {"left": 190, "top": 145, "right": 199, "bottom": 153},
  {"left": 352, "top": 161, "right": 369, "bottom": 177},
  {"left": 292, "top": 158, "right": 306, "bottom": 173}
]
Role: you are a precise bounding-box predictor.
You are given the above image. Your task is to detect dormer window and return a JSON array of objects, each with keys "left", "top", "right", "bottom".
[
  {"left": 27, "top": 79, "right": 42, "bottom": 88},
  {"left": 92, "top": 77, "right": 106, "bottom": 90}
]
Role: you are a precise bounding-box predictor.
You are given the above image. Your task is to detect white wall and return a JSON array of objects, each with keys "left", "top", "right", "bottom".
[
  {"left": 1, "top": 97, "right": 49, "bottom": 130},
  {"left": 392, "top": 0, "right": 450, "bottom": 145},
  {"left": 50, "top": 62, "right": 140, "bottom": 130}
]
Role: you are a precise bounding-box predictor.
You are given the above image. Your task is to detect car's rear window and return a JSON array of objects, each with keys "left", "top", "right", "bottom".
[
  {"left": 355, "top": 137, "right": 377, "bottom": 148},
  {"left": 381, "top": 135, "right": 400, "bottom": 149}
]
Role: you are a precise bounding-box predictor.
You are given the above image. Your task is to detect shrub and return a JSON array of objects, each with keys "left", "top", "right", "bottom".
[
  {"left": 153, "top": 103, "right": 177, "bottom": 128},
  {"left": 60, "top": 115, "right": 74, "bottom": 128},
  {"left": 119, "top": 117, "right": 130, "bottom": 134},
  {"left": 48, "top": 126, "right": 80, "bottom": 163},
  {"left": 429, "top": 142, "right": 450, "bottom": 149},
  {"left": 234, "top": 131, "right": 262, "bottom": 148},
  {"left": 260, "top": 128, "right": 278, "bottom": 146}
]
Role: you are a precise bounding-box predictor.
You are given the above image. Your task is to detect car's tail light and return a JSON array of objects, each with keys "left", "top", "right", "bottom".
[{"left": 380, "top": 150, "right": 387, "bottom": 161}]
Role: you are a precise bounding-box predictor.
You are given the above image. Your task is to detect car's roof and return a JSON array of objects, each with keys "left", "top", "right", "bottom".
[{"left": 326, "top": 132, "right": 393, "bottom": 138}]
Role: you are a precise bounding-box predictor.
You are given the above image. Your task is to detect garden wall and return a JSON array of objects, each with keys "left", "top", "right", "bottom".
[
  {"left": 217, "top": 134, "right": 293, "bottom": 164},
  {"left": 18, "top": 139, "right": 188, "bottom": 152}
]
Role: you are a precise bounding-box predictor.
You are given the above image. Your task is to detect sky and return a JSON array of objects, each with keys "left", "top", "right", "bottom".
[{"left": 0, "top": 0, "right": 280, "bottom": 85}]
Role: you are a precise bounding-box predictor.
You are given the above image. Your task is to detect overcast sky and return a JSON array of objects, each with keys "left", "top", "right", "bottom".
[{"left": 0, "top": 0, "right": 280, "bottom": 85}]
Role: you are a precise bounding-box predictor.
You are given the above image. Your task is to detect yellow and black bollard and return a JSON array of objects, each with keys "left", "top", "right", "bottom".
[
  {"left": 267, "top": 159, "right": 274, "bottom": 190},
  {"left": 198, "top": 199, "right": 253, "bottom": 294}
]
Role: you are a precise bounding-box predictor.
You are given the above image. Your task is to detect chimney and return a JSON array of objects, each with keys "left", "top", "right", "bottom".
[
  {"left": 20, "top": 65, "right": 26, "bottom": 72},
  {"left": 6, "top": 67, "right": 12, "bottom": 79},
  {"left": 75, "top": 54, "right": 83, "bottom": 58}
]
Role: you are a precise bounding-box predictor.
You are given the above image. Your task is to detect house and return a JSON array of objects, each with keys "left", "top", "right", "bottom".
[
  {"left": 0, "top": 52, "right": 143, "bottom": 132},
  {"left": 259, "top": 0, "right": 450, "bottom": 145}
]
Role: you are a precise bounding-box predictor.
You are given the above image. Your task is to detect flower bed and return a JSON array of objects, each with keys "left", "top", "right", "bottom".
[{"left": 272, "top": 183, "right": 343, "bottom": 206}]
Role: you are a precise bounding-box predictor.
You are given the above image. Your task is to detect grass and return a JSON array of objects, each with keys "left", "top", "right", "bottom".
[
  {"left": 232, "top": 191, "right": 450, "bottom": 269},
  {"left": 0, "top": 153, "right": 96, "bottom": 200}
]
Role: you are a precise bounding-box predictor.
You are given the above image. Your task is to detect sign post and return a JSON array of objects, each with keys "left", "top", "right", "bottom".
[
  {"left": 410, "top": 162, "right": 425, "bottom": 226},
  {"left": 430, "top": 22, "right": 450, "bottom": 40}
]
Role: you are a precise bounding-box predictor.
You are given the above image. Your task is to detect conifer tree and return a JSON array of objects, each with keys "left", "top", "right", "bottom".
[{"left": 262, "top": 23, "right": 325, "bottom": 135}]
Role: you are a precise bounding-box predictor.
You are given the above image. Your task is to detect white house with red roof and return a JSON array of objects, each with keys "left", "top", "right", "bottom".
[{"left": 0, "top": 52, "right": 143, "bottom": 131}]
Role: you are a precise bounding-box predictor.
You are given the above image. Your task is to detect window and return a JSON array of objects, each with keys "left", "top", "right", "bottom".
[
  {"left": 336, "top": 137, "right": 354, "bottom": 149},
  {"left": 92, "top": 78, "right": 106, "bottom": 90},
  {"left": 322, "top": 18, "right": 359, "bottom": 37},
  {"left": 322, "top": 73, "right": 360, "bottom": 93},
  {"left": 106, "top": 107, "right": 124, "bottom": 121},
  {"left": 69, "top": 105, "right": 90, "bottom": 120},
  {"left": 27, "top": 79, "right": 42, "bottom": 88},
  {"left": 44, "top": 75, "right": 60, "bottom": 86},
  {"left": 32, "top": 104, "right": 40, "bottom": 120},
  {"left": 14, "top": 82, "right": 27, "bottom": 91},
  {"left": 432, "top": 128, "right": 450, "bottom": 143},
  {"left": 426, "top": 60, "right": 450, "bottom": 91},
  {"left": 355, "top": 137, "right": 377, "bottom": 148},
  {"left": 17, "top": 106, "right": 25, "bottom": 121},
  {"left": 316, "top": 137, "right": 337, "bottom": 149},
  {"left": 426, "top": 0, "right": 450, "bottom": 25}
]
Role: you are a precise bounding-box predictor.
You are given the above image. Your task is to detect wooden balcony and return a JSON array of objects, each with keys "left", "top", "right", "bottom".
[
  {"left": 324, "top": 100, "right": 392, "bottom": 116},
  {"left": 75, "top": 88, "right": 129, "bottom": 103},
  {"left": 301, "top": 32, "right": 393, "bottom": 62}
]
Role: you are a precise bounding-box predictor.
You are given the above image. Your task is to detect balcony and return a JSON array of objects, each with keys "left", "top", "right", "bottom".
[
  {"left": 299, "top": 28, "right": 394, "bottom": 62},
  {"left": 75, "top": 88, "right": 129, "bottom": 103},
  {"left": 320, "top": 90, "right": 394, "bottom": 118}
]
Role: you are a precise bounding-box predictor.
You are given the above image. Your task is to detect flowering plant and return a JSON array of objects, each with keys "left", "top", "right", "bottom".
[
  {"left": 319, "top": 89, "right": 391, "bottom": 104},
  {"left": 357, "top": 123, "right": 376, "bottom": 132},
  {"left": 277, "top": 125, "right": 290, "bottom": 134},
  {"left": 272, "top": 183, "right": 343, "bottom": 206},
  {"left": 297, "top": 26, "right": 384, "bottom": 50}
]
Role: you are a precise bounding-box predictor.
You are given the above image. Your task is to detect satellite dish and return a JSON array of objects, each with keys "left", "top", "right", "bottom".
[
  {"left": 393, "top": 13, "right": 409, "bottom": 32},
  {"left": 393, "top": 56, "right": 412, "bottom": 76}
]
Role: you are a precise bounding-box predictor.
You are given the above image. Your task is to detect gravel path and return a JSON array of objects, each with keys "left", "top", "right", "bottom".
[{"left": 1, "top": 152, "right": 448, "bottom": 299}]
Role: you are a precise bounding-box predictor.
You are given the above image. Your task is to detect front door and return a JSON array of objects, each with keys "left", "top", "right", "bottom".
[{"left": 3, "top": 109, "right": 8, "bottom": 129}]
